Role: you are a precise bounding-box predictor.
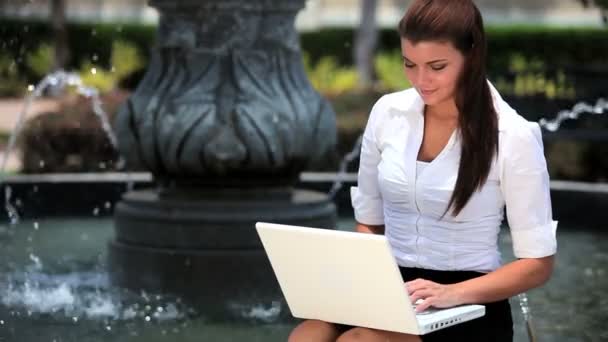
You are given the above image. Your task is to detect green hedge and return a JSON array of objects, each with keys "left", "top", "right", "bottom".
[
  {"left": 0, "top": 19, "right": 155, "bottom": 83},
  {"left": 300, "top": 25, "right": 608, "bottom": 73},
  {"left": 2, "top": 18, "right": 608, "bottom": 83}
]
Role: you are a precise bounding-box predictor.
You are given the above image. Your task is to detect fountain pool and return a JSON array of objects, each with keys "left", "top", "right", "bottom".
[{"left": 0, "top": 217, "right": 605, "bottom": 342}]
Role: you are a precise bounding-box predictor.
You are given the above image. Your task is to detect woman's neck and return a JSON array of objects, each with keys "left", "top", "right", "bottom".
[{"left": 425, "top": 100, "right": 459, "bottom": 123}]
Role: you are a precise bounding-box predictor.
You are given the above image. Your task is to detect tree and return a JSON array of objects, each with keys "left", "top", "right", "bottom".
[
  {"left": 354, "top": 0, "right": 378, "bottom": 89},
  {"left": 51, "top": 0, "right": 69, "bottom": 70}
]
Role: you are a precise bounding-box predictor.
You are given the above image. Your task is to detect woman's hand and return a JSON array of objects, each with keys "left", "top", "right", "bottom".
[{"left": 405, "top": 279, "right": 464, "bottom": 312}]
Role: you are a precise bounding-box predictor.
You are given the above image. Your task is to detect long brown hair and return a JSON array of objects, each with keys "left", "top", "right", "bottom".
[{"left": 398, "top": 0, "right": 499, "bottom": 217}]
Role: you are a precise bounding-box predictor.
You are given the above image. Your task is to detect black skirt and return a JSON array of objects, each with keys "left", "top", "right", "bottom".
[
  {"left": 335, "top": 267, "right": 513, "bottom": 341},
  {"left": 399, "top": 267, "right": 513, "bottom": 342}
]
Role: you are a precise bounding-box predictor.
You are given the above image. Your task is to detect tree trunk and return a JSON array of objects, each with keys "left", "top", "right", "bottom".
[
  {"left": 354, "top": 0, "right": 378, "bottom": 89},
  {"left": 51, "top": 0, "right": 69, "bottom": 70}
]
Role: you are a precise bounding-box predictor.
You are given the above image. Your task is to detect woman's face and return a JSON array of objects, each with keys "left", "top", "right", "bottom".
[{"left": 401, "top": 38, "right": 466, "bottom": 109}]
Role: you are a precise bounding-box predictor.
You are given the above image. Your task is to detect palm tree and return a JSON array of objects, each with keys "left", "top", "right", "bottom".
[
  {"left": 354, "top": 0, "right": 378, "bottom": 89},
  {"left": 51, "top": 0, "right": 69, "bottom": 70}
]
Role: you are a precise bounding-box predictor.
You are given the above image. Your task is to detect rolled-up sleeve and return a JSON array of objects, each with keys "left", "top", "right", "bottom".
[
  {"left": 500, "top": 121, "right": 557, "bottom": 258},
  {"left": 351, "top": 99, "right": 385, "bottom": 225}
]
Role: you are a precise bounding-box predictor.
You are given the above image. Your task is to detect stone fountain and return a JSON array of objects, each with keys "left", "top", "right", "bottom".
[{"left": 109, "top": 0, "right": 337, "bottom": 320}]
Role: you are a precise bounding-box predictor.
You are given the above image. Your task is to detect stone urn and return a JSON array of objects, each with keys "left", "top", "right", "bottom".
[{"left": 109, "top": 0, "right": 337, "bottom": 321}]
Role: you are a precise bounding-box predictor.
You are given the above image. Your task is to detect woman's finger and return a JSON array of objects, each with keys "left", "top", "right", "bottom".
[
  {"left": 409, "top": 289, "right": 435, "bottom": 303},
  {"left": 405, "top": 278, "right": 434, "bottom": 293},
  {"left": 415, "top": 297, "right": 436, "bottom": 312}
]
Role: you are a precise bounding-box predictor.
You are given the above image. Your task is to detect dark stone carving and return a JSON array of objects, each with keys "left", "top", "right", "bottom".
[
  {"left": 115, "top": 0, "right": 336, "bottom": 183},
  {"left": 110, "top": 0, "right": 338, "bottom": 321}
]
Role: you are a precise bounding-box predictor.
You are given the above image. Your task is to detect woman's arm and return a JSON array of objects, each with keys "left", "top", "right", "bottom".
[
  {"left": 356, "top": 222, "right": 385, "bottom": 235},
  {"left": 455, "top": 255, "right": 554, "bottom": 304},
  {"left": 407, "top": 256, "right": 554, "bottom": 312}
]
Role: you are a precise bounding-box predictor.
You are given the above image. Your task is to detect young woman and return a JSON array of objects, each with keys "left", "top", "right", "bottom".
[{"left": 288, "top": 0, "right": 557, "bottom": 341}]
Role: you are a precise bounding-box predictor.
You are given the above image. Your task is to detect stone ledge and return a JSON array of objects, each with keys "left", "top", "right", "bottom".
[{"left": 0, "top": 172, "right": 605, "bottom": 226}]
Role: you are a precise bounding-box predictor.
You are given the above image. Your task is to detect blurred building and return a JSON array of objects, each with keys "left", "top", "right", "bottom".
[
  {"left": 0, "top": 0, "right": 157, "bottom": 23},
  {"left": 297, "top": 0, "right": 604, "bottom": 29},
  {"left": 0, "top": 0, "right": 604, "bottom": 28}
]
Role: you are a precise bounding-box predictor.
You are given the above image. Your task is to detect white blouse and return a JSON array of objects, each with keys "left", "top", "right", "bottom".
[{"left": 351, "top": 85, "right": 557, "bottom": 273}]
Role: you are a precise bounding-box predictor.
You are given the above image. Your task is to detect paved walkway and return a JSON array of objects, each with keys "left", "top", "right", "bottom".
[
  {"left": 0, "top": 98, "right": 59, "bottom": 132},
  {"left": 0, "top": 98, "right": 60, "bottom": 172}
]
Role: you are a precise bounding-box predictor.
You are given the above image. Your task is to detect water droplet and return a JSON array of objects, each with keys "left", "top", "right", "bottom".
[
  {"left": 92, "top": 54, "right": 99, "bottom": 61},
  {"left": 0, "top": 320, "right": 4, "bottom": 324},
  {"left": 28, "top": 85, "right": 35, "bottom": 92},
  {"left": 156, "top": 306, "right": 164, "bottom": 313},
  {"left": 92, "top": 207, "right": 100, "bottom": 216},
  {"left": 99, "top": 162, "right": 106, "bottom": 169},
  {"left": 145, "top": 315, "right": 151, "bottom": 322},
  {"left": 104, "top": 202, "right": 111, "bottom": 209},
  {"left": 91, "top": 68, "right": 97, "bottom": 75},
  {"left": 72, "top": 316, "right": 78, "bottom": 323},
  {"left": 39, "top": 160, "right": 45, "bottom": 168},
  {"left": 106, "top": 325, "right": 111, "bottom": 331},
  {"left": 33, "top": 222, "right": 39, "bottom": 230}
]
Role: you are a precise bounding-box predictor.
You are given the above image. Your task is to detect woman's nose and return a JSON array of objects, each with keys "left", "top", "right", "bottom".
[{"left": 416, "top": 68, "right": 429, "bottom": 86}]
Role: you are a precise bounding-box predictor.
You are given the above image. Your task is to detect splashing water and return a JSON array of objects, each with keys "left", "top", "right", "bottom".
[
  {"left": 4, "top": 186, "right": 19, "bottom": 225},
  {"left": 1, "top": 71, "right": 121, "bottom": 175},
  {"left": 0, "top": 267, "right": 190, "bottom": 323},
  {"left": 0, "top": 70, "right": 127, "bottom": 224},
  {"left": 327, "top": 134, "right": 363, "bottom": 199},
  {"left": 0, "top": 219, "right": 194, "bottom": 329},
  {"left": 227, "top": 300, "right": 282, "bottom": 323},
  {"left": 538, "top": 98, "right": 607, "bottom": 132}
]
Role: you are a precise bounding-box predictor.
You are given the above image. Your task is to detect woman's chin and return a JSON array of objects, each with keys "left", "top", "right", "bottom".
[{"left": 420, "top": 93, "right": 451, "bottom": 107}]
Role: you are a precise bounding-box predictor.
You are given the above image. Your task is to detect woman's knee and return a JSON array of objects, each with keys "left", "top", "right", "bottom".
[
  {"left": 336, "top": 327, "right": 374, "bottom": 342},
  {"left": 336, "top": 327, "right": 421, "bottom": 342},
  {"left": 288, "top": 319, "right": 341, "bottom": 342}
]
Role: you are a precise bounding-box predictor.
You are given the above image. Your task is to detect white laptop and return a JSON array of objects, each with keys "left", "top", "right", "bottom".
[{"left": 255, "top": 222, "right": 485, "bottom": 335}]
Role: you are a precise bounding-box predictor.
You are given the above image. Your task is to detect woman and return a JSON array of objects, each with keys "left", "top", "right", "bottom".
[{"left": 288, "top": 0, "right": 557, "bottom": 341}]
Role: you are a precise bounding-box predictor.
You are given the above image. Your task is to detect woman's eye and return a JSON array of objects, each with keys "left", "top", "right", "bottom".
[
  {"left": 404, "top": 63, "right": 415, "bottom": 68},
  {"left": 431, "top": 65, "right": 446, "bottom": 71}
]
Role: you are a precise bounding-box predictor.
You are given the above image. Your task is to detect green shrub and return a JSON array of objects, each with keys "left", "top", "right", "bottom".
[
  {"left": 374, "top": 52, "right": 411, "bottom": 91},
  {"left": 25, "top": 43, "right": 54, "bottom": 78},
  {"left": 78, "top": 40, "right": 145, "bottom": 93},
  {"left": 492, "top": 54, "right": 577, "bottom": 100},
  {"left": 0, "top": 54, "right": 26, "bottom": 97},
  {"left": 2, "top": 18, "right": 607, "bottom": 83},
  {"left": 304, "top": 54, "right": 359, "bottom": 96},
  {"left": 0, "top": 18, "right": 154, "bottom": 85}
]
